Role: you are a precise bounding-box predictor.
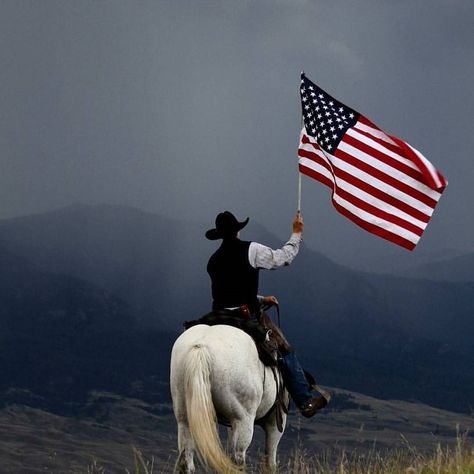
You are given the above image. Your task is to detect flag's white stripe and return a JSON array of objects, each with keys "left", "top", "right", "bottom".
[
  {"left": 299, "top": 156, "right": 427, "bottom": 230},
  {"left": 330, "top": 155, "right": 435, "bottom": 216},
  {"left": 353, "top": 121, "right": 397, "bottom": 146},
  {"left": 333, "top": 194, "right": 420, "bottom": 244},
  {"left": 348, "top": 127, "right": 420, "bottom": 172},
  {"left": 408, "top": 143, "right": 446, "bottom": 189},
  {"left": 339, "top": 139, "right": 442, "bottom": 201}
]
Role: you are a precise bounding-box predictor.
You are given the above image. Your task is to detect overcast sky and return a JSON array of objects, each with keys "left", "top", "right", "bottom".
[{"left": 1, "top": 0, "right": 473, "bottom": 270}]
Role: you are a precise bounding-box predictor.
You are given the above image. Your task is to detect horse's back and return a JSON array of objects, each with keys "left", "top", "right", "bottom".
[{"left": 171, "top": 324, "right": 259, "bottom": 368}]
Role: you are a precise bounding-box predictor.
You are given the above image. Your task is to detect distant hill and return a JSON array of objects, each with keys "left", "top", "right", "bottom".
[
  {"left": 0, "top": 204, "right": 473, "bottom": 413},
  {"left": 0, "top": 204, "right": 210, "bottom": 328},
  {"left": 0, "top": 245, "right": 173, "bottom": 413},
  {"left": 398, "top": 253, "right": 474, "bottom": 282}
]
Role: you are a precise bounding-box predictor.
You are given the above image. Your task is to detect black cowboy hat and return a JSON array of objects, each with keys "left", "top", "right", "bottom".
[{"left": 205, "top": 211, "right": 249, "bottom": 240}]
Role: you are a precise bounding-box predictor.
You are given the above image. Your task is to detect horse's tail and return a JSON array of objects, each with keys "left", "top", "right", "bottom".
[{"left": 183, "top": 343, "right": 241, "bottom": 474}]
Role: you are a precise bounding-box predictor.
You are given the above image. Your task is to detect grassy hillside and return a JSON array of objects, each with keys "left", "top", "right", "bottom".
[{"left": 0, "top": 389, "right": 472, "bottom": 473}]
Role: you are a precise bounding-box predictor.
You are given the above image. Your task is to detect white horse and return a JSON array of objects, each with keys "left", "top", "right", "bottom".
[{"left": 170, "top": 324, "right": 288, "bottom": 473}]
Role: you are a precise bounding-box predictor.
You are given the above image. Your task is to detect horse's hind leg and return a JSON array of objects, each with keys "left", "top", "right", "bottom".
[
  {"left": 229, "top": 416, "right": 254, "bottom": 467},
  {"left": 174, "top": 421, "right": 195, "bottom": 474},
  {"left": 262, "top": 414, "right": 286, "bottom": 473}
]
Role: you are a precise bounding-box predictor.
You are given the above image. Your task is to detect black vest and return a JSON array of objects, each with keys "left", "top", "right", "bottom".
[{"left": 207, "top": 239, "right": 259, "bottom": 313}]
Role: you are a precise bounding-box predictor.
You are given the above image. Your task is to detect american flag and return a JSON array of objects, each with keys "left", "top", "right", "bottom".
[{"left": 298, "top": 73, "right": 447, "bottom": 250}]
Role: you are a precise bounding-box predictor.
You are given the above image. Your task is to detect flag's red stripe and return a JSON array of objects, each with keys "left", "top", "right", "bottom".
[
  {"left": 299, "top": 164, "right": 334, "bottom": 190},
  {"left": 299, "top": 141, "right": 431, "bottom": 223},
  {"left": 357, "top": 115, "right": 375, "bottom": 128},
  {"left": 344, "top": 133, "right": 427, "bottom": 185},
  {"left": 298, "top": 148, "right": 332, "bottom": 174},
  {"left": 335, "top": 145, "right": 438, "bottom": 208},
  {"left": 358, "top": 115, "right": 446, "bottom": 191},
  {"left": 352, "top": 125, "right": 402, "bottom": 156},
  {"left": 334, "top": 165, "right": 431, "bottom": 223},
  {"left": 335, "top": 187, "right": 424, "bottom": 235},
  {"left": 388, "top": 133, "right": 446, "bottom": 190},
  {"left": 332, "top": 199, "right": 417, "bottom": 251}
]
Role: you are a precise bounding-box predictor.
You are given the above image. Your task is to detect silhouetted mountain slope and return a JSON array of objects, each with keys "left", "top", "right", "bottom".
[
  {"left": 398, "top": 253, "right": 474, "bottom": 282},
  {"left": 0, "top": 246, "right": 173, "bottom": 413},
  {"left": 0, "top": 204, "right": 211, "bottom": 327},
  {"left": 0, "top": 205, "right": 472, "bottom": 413}
]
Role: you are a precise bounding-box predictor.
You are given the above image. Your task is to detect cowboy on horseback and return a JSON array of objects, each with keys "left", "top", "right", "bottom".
[{"left": 205, "top": 210, "right": 329, "bottom": 418}]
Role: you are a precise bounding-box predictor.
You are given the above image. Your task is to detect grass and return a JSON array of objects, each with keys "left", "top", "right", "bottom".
[
  {"left": 83, "top": 432, "right": 474, "bottom": 473},
  {"left": 282, "top": 432, "right": 474, "bottom": 474}
]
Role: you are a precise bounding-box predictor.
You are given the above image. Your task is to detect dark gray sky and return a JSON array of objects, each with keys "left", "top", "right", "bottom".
[{"left": 1, "top": 0, "right": 473, "bottom": 271}]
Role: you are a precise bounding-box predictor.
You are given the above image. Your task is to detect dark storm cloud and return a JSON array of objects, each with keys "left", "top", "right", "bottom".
[{"left": 0, "top": 0, "right": 472, "bottom": 269}]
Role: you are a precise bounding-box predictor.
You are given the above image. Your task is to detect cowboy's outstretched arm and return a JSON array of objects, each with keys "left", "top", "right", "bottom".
[{"left": 249, "top": 211, "right": 304, "bottom": 270}]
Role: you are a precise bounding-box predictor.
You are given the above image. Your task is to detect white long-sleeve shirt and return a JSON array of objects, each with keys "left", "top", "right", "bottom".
[{"left": 248, "top": 232, "right": 302, "bottom": 270}]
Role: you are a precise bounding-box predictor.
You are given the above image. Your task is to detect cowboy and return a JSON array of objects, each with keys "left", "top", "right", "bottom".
[{"left": 205, "top": 210, "right": 328, "bottom": 418}]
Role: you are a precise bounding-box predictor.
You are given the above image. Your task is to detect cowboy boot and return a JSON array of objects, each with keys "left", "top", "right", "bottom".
[{"left": 278, "top": 351, "right": 328, "bottom": 418}]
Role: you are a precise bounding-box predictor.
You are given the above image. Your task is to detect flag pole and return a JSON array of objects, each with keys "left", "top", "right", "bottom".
[
  {"left": 297, "top": 113, "right": 303, "bottom": 212},
  {"left": 297, "top": 171, "right": 302, "bottom": 212}
]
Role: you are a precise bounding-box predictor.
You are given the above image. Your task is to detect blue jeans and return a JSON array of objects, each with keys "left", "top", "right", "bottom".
[{"left": 279, "top": 351, "right": 314, "bottom": 407}]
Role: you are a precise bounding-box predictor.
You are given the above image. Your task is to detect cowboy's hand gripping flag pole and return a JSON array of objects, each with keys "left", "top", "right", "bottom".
[{"left": 297, "top": 72, "right": 447, "bottom": 250}]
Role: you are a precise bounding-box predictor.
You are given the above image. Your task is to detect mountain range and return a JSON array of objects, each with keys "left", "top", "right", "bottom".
[{"left": 0, "top": 204, "right": 472, "bottom": 414}]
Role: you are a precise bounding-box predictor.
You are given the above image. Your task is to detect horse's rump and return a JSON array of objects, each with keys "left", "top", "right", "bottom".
[{"left": 170, "top": 324, "right": 288, "bottom": 473}]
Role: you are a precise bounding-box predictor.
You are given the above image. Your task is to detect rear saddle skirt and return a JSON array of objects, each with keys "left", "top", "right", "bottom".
[{"left": 183, "top": 309, "right": 288, "bottom": 366}]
